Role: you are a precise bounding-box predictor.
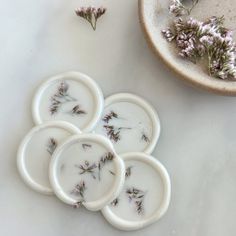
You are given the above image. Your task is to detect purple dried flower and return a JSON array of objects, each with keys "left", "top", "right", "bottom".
[
  {"left": 70, "top": 105, "right": 86, "bottom": 115},
  {"left": 46, "top": 138, "right": 57, "bottom": 155},
  {"left": 49, "top": 81, "right": 77, "bottom": 115},
  {"left": 162, "top": 13, "right": 236, "bottom": 80},
  {"left": 75, "top": 6, "right": 106, "bottom": 30},
  {"left": 162, "top": 28, "right": 175, "bottom": 42},
  {"left": 207, "top": 36, "right": 236, "bottom": 79},
  {"left": 126, "top": 187, "right": 146, "bottom": 214},
  {"left": 169, "top": 0, "right": 199, "bottom": 17},
  {"left": 102, "top": 111, "right": 118, "bottom": 123},
  {"left": 71, "top": 181, "right": 86, "bottom": 199},
  {"left": 169, "top": 0, "right": 186, "bottom": 17}
]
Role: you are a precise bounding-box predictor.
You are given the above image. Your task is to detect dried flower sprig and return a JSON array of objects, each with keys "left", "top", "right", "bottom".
[
  {"left": 169, "top": 0, "right": 199, "bottom": 17},
  {"left": 103, "top": 125, "right": 132, "bottom": 143},
  {"left": 75, "top": 6, "right": 106, "bottom": 31},
  {"left": 99, "top": 152, "right": 114, "bottom": 164},
  {"left": 74, "top": 152, "right": 115, "bottom": 181},
  {"left": 161, "top": 28, "right": 176, "bottom": 42},
  {"left": 50, "top": 81, "right": 77, "bottom": 115},
  {"left": 141, "top": 133, "right": 150, "bottom": 143},
  {"left": 75, "top": 161, "right": 97, "bottom": 179},
  {"left": 82, "top": 143, "right": 92, "bottom": 150},
  {"left": 110, "top": 166, "right": 133, "bottom": 208},
  {"left": 71, "top": 181, "right": 86, "bottom": 199},
  {"left": 111, "top": 198, "right": 119, "bottom": 207},
  {"left": 103, "top": 125, "right": 120, "bottom": 142},
  {"left": 70, "top": 105, "right": 86, "bottom": 116},
  {"left": 125, "top": 166, "right": 132, "bottom": 179},
  {"left": 98, "top": 152, "right": 114, "bottom": 180},
  {"left": 162, "top": 15, "right": 236, "bottom": 80},
  {"left": 54, "top": 81, "right": 76, "bottom": 101},
  {"left": 102, "top": 111, "right": 118, "bottom": 123},
  {"left": 126, "top": 187, "right": 146, "bottom": 214},
  {"left": 46, "top": 138, "right": 57, "bottom": 155},
  {"left": 73, "top": 201, "right": 83, "bottom": 209},
  {"left": 50, "top": 97, "right": 61, "bottom": 115},
  {"left": 135, "top": 201, "right": 144, "bottom": 215}
]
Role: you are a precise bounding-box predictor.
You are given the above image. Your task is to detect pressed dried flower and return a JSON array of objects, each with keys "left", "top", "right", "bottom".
[
  {"left": 126, "top": 187, "right": 146, "bottom": 214},
  {"left": 71, "top": 181, "right": 86, "bottom": 199},
  {"left": 46, "top": 138, "right": 57, "bottom": 155},
  {"left": 73, "top": 201, "right": 83, "bottom": 209},
  {"left": 50, "top": 98, "right": 61, "bottom": 115},
  {"left": 75, "top": 6, "right": 106, "bottom": 31},
  {"left": 54, "top": 82, "right": 76, "bottom": 101},
  {"left": 50, "top": 81, "right": 77, "bottom": 115},
  {"left": 102, "top": 111, "right": 118, "bottom": 123},
  {"left": 135, "top": 200, "right": 144, "bottom": 215},
  {"left": 57, "top": 81, "right": 68, "bottom": 97},
  {"left": 70, "top": 105, "right": 86, "bottom": 115},
  {"left": 101, "top": 152, "right": 114, "bottom": 162},
  {"left": 74, "top": 152, "right": 115, "bottom": 181},
  {"left": 111, "top": 198, "right": 119, "bottom": 206},
  {"left": 103, "top": 125, "right": 132, "bottom": 143},
  {"left": 75, "top": 161, "right": 97, "bottom": 179},
  {"left": 98, "top": 152, "right": 114, "bottom": 180},
  {"left": 125, "top": 166, "right": 132, "bottom": 179},
  {"left": 141, "top": 133, "right": 150, "bottom": 143},
  {"left": 103, "top": 125, "right": 121, "bottom": 143},
  {"left": 82, "top": 143, "right": 92, "bottom": 150}
]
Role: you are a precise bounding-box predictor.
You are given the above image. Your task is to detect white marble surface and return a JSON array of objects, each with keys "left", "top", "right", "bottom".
[{"left": 1, "top": 0, "right": 236, "bottom": 235}]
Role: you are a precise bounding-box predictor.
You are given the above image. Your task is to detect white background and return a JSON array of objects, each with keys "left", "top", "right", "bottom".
[{"left": 1, "top": 0, "right": 236, "bottom": 235}]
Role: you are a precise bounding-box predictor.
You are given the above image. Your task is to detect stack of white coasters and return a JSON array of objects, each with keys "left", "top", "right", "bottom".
[{"left": 17, "top": 71, "right": 171, "bottom": 231}]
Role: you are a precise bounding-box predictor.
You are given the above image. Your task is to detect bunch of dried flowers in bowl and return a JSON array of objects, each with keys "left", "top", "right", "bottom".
[
  {"left": 162, "top": 0, "right": 236, "bottom": 80},
  {"left": 139, "top": 0, "right": 236, "bottom": 95}
]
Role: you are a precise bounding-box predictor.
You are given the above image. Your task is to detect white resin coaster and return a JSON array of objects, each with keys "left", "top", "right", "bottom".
[
  {"left": 102, "top": 152, "right": 171, "bottom": 231},
  {"left": 95, "top": 93, "right": 160, "bottom": 154},
  {"left": 49, "top": 134, "right": 125, "bottom": 211},
  {"left": 17, "top": 121, "right": 81, "bottom": 195},
  {"left": 32, "top": 71, "right": 104, "bottom": 132}
]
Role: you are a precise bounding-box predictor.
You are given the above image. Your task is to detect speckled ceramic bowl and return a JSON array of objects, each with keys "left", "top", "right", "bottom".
[{"left": 139, "top": 0, "right": 236, "bottom": 96}]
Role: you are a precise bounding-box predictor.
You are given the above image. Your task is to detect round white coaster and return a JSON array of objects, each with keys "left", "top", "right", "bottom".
[
  {"left": 49, "top": 134, "right": 125, "bottom": 211},
  {"left": 17, "top": 121, "right": 81, "bottom": 195},
  {"left": 101, "top": 152, "right": 171, "bottom": 231},
  {"left": 95, "top": 93, "right": 160, "bottom": 154},
  {"left": 32, "top": 71, "right": 104, "bottom": 132}
]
